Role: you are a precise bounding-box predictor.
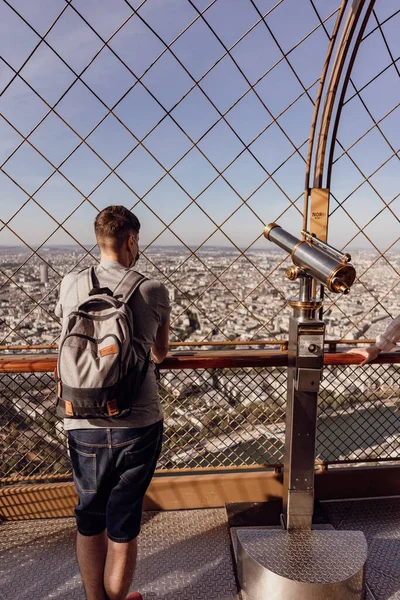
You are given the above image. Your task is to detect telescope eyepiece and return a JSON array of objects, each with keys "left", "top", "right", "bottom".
[{"left": 331, "top": 278, "right": 350, "bottom": 295}]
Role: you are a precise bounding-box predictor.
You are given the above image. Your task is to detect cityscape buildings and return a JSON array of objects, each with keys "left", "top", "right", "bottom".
[
  {"left": 1, "top": 244, "right": 399, "bottom": 477},
  {"left": 1, "top": 245, "right": 397, "bottom": 347}
]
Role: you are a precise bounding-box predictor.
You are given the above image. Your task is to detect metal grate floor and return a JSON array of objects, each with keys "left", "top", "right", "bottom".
[
  {"left": 322, "top": 497, "right": 400, "bottom": 600},
  {"left": 0, "top": 509, "right": 240, "bottom": 600},
  {"left": 2, "top": 499, "right": 400, "bottom": 599}
]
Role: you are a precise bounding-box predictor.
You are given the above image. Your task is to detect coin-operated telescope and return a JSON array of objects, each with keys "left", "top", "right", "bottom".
[
  {"left": 235, "top": 225, "right": 366, "bottom": 600},
  {"left": 264, "top": 223, "right": 356, "bottom": 295},
  {"left": 264, "top": 223, "right": 356, "bottom": 527}
]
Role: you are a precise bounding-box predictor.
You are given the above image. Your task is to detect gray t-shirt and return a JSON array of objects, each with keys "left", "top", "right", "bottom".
[{"left": 55, "top": 260, "right": 170, "bottom": 431}]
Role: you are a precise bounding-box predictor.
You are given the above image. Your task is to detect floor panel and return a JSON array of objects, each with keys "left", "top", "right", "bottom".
[
  {"left": 4, "top": 498, "right": 400, "bottom": 599},
  {"left": 323, "top": 498, "right": 400, "bottom": 600},
  {"left": 0, "top": 509, "right": 240, "bottom": 600}
]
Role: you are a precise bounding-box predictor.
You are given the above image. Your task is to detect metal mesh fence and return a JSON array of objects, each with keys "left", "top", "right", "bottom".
[
  {"left": 1, "top": 371, "right": 70, "bottom": 481},
  {"left": 2, "top": 361, "right": 400, "bottom": 483},
  {"left": 0, "top": 0, "right": 343, "bottom": 348},
  {"left": 323, "top": 2, "right": 400, "bottom": 340},
  {"left": 0, "top": 1, "right": 398, "bottom": 345},
  {"left": 1, "top": 1, "right": 400, "bottom": 486},
  {"left": 0, "top": 0, "right": 398, "bottom": 350}
]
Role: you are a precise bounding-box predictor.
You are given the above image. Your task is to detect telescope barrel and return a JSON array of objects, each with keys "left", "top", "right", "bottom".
[
  {"left": 264, "top": 223, "right": 356, "bottom": 294},
  {"left": 302, "top": 231, "right": 351, "bottom": 264},
  {"left": 264, "top": 224, "right": 299, "bottom": 253}
]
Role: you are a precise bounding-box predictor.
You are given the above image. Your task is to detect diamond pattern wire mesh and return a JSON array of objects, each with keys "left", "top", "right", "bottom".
[
  {"left": 1, "top": 1, "right": 397, "bottom": 345},
  {"left": 318, "top": 363, "right": 400, "bottom": 464},
  {"left": 159, "top": 365, "right": 287, "bottom": 469},
  {"left": 1, "top": 1, "right": 400, "bottom": 482},
  {"left": 0, "top": 371, "right": 70, "bottom": 482},
  {"left": 322, "top": 3, "right": 400, "bottom": 340},
  {"left": 0, "top": 0, "right": 344, "bottom": 347},
  {"left": 2, "top": 362, "right": 400, "bottom": 483}
]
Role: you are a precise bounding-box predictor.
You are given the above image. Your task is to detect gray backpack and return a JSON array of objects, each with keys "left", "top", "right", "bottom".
[{"left": 56, "top": 266, "right": 149, "bottom": 419}]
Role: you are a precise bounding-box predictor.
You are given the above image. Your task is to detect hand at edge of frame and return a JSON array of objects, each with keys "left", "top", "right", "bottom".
[{"left": 346, "top": 345, "right": 381, "bottom": 366}]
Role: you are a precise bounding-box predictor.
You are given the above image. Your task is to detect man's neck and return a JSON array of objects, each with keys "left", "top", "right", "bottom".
[{"left": 100, "top": 252, "right": 129, "bottom": 268}]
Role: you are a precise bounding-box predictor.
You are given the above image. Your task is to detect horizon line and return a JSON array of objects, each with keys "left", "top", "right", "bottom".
[{"left": 0, "top": 243, "right": 384, "bottom": 253}]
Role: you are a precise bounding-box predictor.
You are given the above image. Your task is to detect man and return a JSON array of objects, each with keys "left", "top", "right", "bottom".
[
  {"left": 348, "top": 317, "right": 400, "bottom": 364},
  {"left": 55, "top": 206, "right": 170, "bottom": 600}
]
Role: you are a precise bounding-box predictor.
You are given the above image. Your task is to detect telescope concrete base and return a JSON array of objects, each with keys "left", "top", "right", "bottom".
[{"left": 232, "top": 527, "right": 367, "bottom": 600}]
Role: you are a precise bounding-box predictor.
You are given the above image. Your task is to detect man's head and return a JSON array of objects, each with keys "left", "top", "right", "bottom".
[{"left": 94, "top": 205, "right": 141, "bottom": 268}]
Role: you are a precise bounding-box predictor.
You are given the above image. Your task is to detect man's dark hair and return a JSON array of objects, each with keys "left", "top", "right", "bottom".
[{"left": 94, "top": 206, "right": 140, "bottom": 249}]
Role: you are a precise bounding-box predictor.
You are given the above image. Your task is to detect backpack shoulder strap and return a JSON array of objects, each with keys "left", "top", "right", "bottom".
[
  {"left": 76, "top": 266, "right": 96, "bottom": 303},
  {"left": 113, "top": 269, "right": 147, "bottom": 304}
]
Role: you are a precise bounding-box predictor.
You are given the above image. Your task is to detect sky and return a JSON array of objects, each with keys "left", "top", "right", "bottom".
[{"left": 0, "top": 0, "right": 399, "bottom": 254}]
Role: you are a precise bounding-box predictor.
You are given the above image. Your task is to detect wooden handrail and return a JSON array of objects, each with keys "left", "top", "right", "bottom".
[
  {"left": 1, "top": 349, "right": 400, "bottom": 373},
  {"left": 0, "top": 339, "right": 380, "bottom": 352}
]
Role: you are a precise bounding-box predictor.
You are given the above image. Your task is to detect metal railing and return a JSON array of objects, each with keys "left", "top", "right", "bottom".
[{"left": 1, "top": 345, "right": 400, "bottom": 485}]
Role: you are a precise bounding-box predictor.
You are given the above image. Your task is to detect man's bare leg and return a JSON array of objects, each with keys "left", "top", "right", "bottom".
[
  {"left": 104, "top": 537, "right": 138, "bottom": 600},
  {"left": 76, "top": 530, "right": 108, "bottom": 600}
]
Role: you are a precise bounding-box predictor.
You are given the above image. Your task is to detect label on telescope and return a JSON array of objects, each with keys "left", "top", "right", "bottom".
[{"left": 310, "top": 188, "right": 329, "bottom": 242}]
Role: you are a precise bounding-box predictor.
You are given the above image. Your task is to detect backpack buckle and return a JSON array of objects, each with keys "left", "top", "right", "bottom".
[
  {"left": 107, "top": 399, "right": 119, "bottom": 417},
  {"left": 64, "top": 400, "right": 74, "bottom": 417}
]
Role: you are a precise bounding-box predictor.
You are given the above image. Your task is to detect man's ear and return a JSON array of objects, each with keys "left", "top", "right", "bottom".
[{"left": 127, "top": 233, "right": 134, "bottom": 250}]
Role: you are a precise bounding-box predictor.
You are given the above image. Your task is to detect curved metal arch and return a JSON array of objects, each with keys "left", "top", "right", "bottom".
[
  {"left": 304, "top": 0, "right": 378, "bottom": 238},
  {"left": 303, "top": 0, "right": 349, "bottom": 233}
]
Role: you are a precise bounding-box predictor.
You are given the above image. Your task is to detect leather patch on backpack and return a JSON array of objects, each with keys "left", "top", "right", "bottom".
[
  {"left": 107, "top": 399, "right": 119, "bottom": 417},
  {"left": 64, "top": 400, "right": 74, "bottom": 416},
  {"left": 100, "top": 344, "right": 118, "bottom": 357}
]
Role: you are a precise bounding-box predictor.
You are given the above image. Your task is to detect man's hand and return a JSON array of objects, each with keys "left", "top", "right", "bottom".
[
  {"left": 150, "top": 348, "right": 163, "bottom": 364},
  {"left": 346, "top": 345, "right": 381, "bottom": 366}
]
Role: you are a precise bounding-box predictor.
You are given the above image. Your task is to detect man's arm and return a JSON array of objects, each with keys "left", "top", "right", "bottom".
[
  {"left": 151, "top": 320, "right": 170, "bottom": 364},
  {"left": 347, "top": 315, "right": 400, "bottom": 365}
]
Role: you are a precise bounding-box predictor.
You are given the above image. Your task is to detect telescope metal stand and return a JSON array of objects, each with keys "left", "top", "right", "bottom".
[{"left": 233, "top": 275, "right": 367, "bottom": 599}]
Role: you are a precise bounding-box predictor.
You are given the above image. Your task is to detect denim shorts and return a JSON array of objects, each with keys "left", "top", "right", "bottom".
[{"left": 67, "top": 421, "right": 163, "bottom": 543}]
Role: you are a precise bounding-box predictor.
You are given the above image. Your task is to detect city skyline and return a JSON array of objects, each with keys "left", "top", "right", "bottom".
[{"left": 1, "top": 244, "right": 398, "bottom": 347}]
